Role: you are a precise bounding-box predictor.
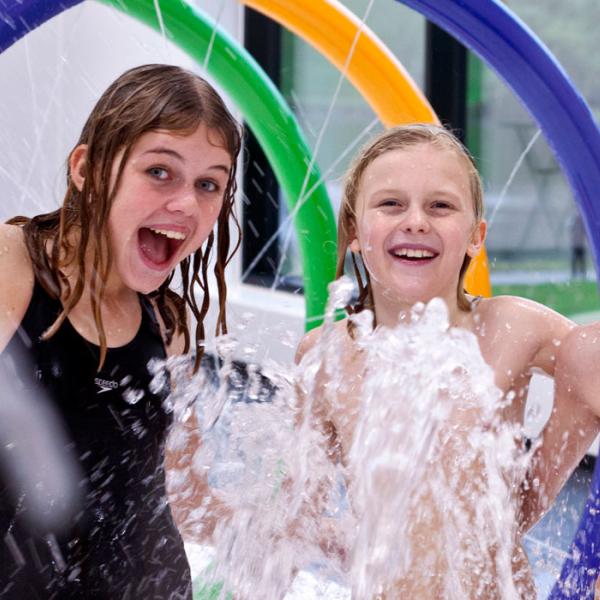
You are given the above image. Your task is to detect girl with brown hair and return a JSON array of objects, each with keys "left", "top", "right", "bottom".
[
  {"left": 296, "top": 124, "right": 573, "bottom": 598},
  {"left": 0, "top": 64, "right": 241, "bottom": 598}
]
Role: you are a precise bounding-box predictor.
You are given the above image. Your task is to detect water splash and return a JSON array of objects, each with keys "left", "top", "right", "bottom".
[
  {"left": 344, "top": 297, "right": 528, "bottom": 598},
  {"left": 487, "top": 128, "right": 542, "bottom": 229},
  {"left": 160, "top": 278, "right": 532, "bottom": 598}
]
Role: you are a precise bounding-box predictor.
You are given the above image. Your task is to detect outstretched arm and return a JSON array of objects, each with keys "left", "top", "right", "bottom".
[
  {"left": 153, "top": 306, "right": 233, "bottom": 544},
  {"left": 165, "top": 410, "right": 232, "bottom": 543}
]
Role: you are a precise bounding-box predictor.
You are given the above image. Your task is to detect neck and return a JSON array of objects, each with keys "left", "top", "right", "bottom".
[
  {"left": 372, "top": 288, "right": 467, "bottom": 330},
  {"left": 59, "top": 230, "right": 135, "bottom": 308}
]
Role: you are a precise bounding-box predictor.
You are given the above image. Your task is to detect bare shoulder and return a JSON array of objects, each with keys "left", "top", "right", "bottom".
[
  {"left": 474, "top": 294, "right": 573, "bottom": 375},
  {"left": 555, "top": 323, "right": 600, "bottom": 414},
  {"left": 295, "top": 324, "right": 325, "bottom": 365},
  {"left": 477, "top": 294, "right": 573, "bottom": 335},
  {"left": 478, "top": 293, "right": 567, "bottom": 319},
  {"left": 295, "top": 319, "right": 349, "bottom": 365},
  {"left": 0, "top": 224, "right": 34, "bottom": 351}
]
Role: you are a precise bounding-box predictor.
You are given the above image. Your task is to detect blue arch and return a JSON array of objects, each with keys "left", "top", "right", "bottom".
[
  {"left": 397, "top": 1, "right": 600, "bottom": 598},
  {"left": 398, "top": 0, "right": 600, "bottom": 269},
  {"left": 550, "top": 464, "right": 600, "bottom": 599},
  {"left": 0, "top": 0, "right": 82, "bottom": 52}
]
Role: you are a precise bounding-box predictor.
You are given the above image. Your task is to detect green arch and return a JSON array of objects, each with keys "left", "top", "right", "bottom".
[{"left": 98, "top": 0, "right": 336, "bottom": 328}]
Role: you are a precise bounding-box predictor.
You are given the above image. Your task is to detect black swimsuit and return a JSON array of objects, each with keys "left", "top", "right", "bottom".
[{"left": 0, "top": 278, "right": 192, "bottom": 599}]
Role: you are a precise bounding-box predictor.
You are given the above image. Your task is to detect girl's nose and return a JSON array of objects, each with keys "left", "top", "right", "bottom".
[
  {"left": 401, "top": 207, "right": 429, "bottom": 233},
  {"left": 165, "top": 186, "right": 196, "bottom": 216}
]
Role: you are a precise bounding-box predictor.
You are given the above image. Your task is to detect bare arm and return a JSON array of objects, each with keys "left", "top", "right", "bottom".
[
  {"left": 0, "top": 224, "right": 34, "bottom": 352},
  {"left": 480, "top": 297, "right": 575, "bottom": 532},
  {"left": 520, "top": 324, "right": 600, "bottom": 531},
  {"left": 296, "top": 325, "right": 344, "bottom": 462},
  {"left": 152, "top": 305, "right": 232, "bottom": 543},
  {"left": 509, "top": 299, "right": 575, "bottom": 532},
  {"left": 519, "top": 297, "right": 574, "bottom": 377},
  {"left": 164, "top": 410, "right": 232, "bottom": 543}
]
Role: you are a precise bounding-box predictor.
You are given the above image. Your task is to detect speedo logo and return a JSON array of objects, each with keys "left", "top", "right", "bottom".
[{"left": 94, "top": 377, "right": 119, "bottom": 394}]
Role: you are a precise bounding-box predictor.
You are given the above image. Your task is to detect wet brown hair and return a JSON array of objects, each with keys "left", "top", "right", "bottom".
[
  {"left": 337, "top": 123, "right": 484, "bottom": 318},
  {"left": 7, "top": 64, "right": 242, "bottom": 371}
]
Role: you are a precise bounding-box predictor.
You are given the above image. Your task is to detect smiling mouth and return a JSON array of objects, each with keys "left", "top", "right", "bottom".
[
  {"left": 389, "top": 247, "right": 439, "bottom": 263},
  {"left": 138, "top": 227, "right": 187, "bottom": 267}
]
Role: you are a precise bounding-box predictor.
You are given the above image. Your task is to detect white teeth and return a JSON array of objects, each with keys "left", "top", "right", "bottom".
[
  {"left": 394, "top": 248, "right": 435, "bottom": 258},
  {"left": 149, "top": 227, "right": 186, "bottom": 240}
]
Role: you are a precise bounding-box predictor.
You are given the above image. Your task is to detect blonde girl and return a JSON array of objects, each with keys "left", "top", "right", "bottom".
[{"left": 297, "top": 124, "right": 573, "bottom": 598}]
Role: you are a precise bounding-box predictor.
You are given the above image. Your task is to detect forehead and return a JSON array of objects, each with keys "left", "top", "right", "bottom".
[
  {"left": 359, "top": 142, "right": 471, "bottom": 197},
  {"left": 130, "top": 125, "right": 232, "bottom": 165}
]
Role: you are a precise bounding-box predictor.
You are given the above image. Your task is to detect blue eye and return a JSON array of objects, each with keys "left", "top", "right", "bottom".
[
  {"left": 198, "top": 180, "right": 218, "bottom": 193},
  {"left": 148, "top": 167, "right": 169, "bottom": 180}
]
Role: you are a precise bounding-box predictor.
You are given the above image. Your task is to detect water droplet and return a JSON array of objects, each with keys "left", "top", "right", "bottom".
[{"left": 123, "top": 388, "right": 144, "bottom": 405}]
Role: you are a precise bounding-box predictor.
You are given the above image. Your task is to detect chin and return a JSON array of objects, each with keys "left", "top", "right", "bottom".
[
  {"left": 387, "top": 282, "right": 436, "bottom": 305},
  {"left": 121, "top": 266, "right": 167, "bottom": 295},
  {"left": 137, "top": 275, "right": 169, "bottom": 295}
]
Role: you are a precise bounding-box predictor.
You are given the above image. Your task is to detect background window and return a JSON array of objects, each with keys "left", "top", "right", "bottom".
[
  {"left": 468, "top": 1, "right": 600, "bottom": 319},
  {"left": 242, "top": 1, "right": 426, "bottom": 290},
  {"left": 242, "top": 0, "right": 600, "bottom": 322}
]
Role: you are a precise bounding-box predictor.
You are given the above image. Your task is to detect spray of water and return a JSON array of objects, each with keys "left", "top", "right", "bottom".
[
  {"left": 345, "top": 303, "right": 528, "bottom": 598},
  {"left": 487, "top": 128, "right": 542, "bottom": 229},
  {"left": 156, "top": 278, "right": 531, "bottom": 599}
]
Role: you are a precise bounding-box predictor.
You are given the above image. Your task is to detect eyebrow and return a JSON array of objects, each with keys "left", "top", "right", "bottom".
[
  {"left": 143, "top": 147, "right": 230, "bottom": 174},
  {"left": 370, "top": 187, "right": 461, "bottom": 199},
  {"left": 371, "top": 188, "right": 406, "bottom": 196}
]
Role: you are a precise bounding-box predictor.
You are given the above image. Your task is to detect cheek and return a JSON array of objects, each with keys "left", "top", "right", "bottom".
[
  {"left": 189, "top": 205, "right": 222, "bottom": 253},
  {"left": 446, "top": 222, "right": 474, "bottom": 251},
  {"left": 106, "top": 210, "right": 123, "bottom": 249},
  {"left": 354, "top": 217, "right": 378, "bottom": 245},
  {"left": 108, "top": 206, "right": 137, "bottom": 247},
  {"left": 189, "top": 231, "right": 209, "bottom": 254},
  {"left": 208, "top": 199, "right": 226, "bottom": 228},
  {"left": 209, "top": 200, "right": 224, "bottom": 222},
  {"left": 107, "top": 223, "right": 132, "bottom": 269}
]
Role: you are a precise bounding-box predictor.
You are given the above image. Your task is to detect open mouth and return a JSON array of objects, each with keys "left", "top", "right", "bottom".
[
  {"left": 138, "top": 227, "right": 186, "bottom": 268},
  {"left": 389, "top": 247, "right": 439, "bottom": 264}
]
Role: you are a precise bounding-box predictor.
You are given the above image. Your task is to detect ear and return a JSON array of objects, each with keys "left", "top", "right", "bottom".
[
  {"left": 348, "top": 220, "right": 361, "bottom": 253},
  {"left": 467, "top": 220, "right": 487, "bottom": 257},
  {"left": 69, "top": 144, "right": 88, "bottom": 192}
]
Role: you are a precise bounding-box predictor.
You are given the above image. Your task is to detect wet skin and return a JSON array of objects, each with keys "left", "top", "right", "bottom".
[
  {"left": 349, "top": 144, "right": 485, "bottom": 328},
  {"left": 65, "top": 124, "right": 232, "bottom": 348},
  {"left": 297, "top": 143, "right": 573, "bottom": 599}
]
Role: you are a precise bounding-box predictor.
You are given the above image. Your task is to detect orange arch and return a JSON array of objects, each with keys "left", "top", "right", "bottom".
[{"left": 241, "top": 0, "right": 491, "bottom": 296}]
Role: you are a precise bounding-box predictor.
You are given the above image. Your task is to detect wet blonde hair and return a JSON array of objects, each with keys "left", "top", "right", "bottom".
[{"left": 337, "top": 123, "right": 484, "bottom": 317}]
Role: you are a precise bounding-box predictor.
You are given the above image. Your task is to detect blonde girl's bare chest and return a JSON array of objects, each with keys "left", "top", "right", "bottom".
[{"left": 471, "top": 310, "right": 540, "bottom": 425}]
